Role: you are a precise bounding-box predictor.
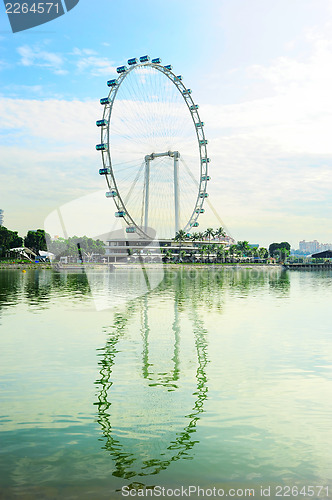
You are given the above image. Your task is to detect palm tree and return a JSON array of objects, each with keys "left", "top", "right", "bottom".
[
  {"left": 215, "top": 226, "right": 226, "bottom": 241},
  {"left": 174, "top": 229, "right": 187, "bottom": 242},
  {"left": 236, "top": 241, "right": 251, "bottom": 260},
  {"left": 216, "top": 245, "right": 224, "bottom": 263},
  {"left": 179, "top": 249, "right": 187, "bottom": 263},
  {"left": 201, "top": 245, "right": 209, "bottom": 263},
  {"left": 197, "top": 231, "right": 205, "bottom": 241},
  {"left": 204, "top": 227, "right": 215, "bottom": 243},
  {"left": 229, "top": 244, "right": 238, "bottom": 262},
  {"left": 174, "top": 229, "right": 187, "bottom": 262},
  {"left": 207, "top": 243, "right": 216, "bottom": 263}
]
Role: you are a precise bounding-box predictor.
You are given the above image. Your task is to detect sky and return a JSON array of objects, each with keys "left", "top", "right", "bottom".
[{"left": 1, "top": 0, "right": 332, "bottom": 248}]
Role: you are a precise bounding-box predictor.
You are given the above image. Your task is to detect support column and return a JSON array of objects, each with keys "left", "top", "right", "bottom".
[
  {"left": 144, "top": 156, "right": 151, "bottom": 231},
  {"left": 174, "top": 152, "right": 180, "bottom": 234}
]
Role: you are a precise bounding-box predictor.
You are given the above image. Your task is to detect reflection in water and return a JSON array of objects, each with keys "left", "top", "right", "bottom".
[
  {"left": 0, "top": 266, "right": 292, "bottom": 315},
  {"left": 95, "top": 275, "right": 209, "bottom": 480},
  {"left": 0, "top": 267, "right": 331, "bottom": 496},
  {"left": 0, "top": 269, "right": 91, "bottom": 315}
]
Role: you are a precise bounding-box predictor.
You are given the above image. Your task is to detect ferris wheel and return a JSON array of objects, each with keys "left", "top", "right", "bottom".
[{"left": 96, "top": 56, "right": 210, "bottom": 239}]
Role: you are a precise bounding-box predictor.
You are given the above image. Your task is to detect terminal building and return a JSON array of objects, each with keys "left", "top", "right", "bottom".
[{"left": 103, "top": 230, "right": 229, "bottom": 263}]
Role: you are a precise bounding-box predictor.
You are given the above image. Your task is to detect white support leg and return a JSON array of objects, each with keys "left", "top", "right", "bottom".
[
  {"left": 174, "top": 152, "right": 180, "bottom": 234},
  {"left": 144, "top": 157, "right": 150, "bottom": 231},
  {"left": 143, "top": 151, "right": 180, "bottom": 234}
]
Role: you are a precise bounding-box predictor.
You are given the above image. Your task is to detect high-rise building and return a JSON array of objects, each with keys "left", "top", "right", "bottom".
[
  {"left": 299, "top": 239, "right": 332, "bottom": 254},
  {"left": 0, "top": 209, "right": 3, "bottom": 226},
  {"left": 299, "top": 240, "right": 319, "bottom": 253}
]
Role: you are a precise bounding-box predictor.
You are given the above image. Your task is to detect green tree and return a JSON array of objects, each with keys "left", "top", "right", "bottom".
[
  {"left": 236, "top": 241, "right": 251, "bottom": 258},
  {"left": 229, "top": 244, "right": 239, "bottom": 262},
  {"left": 258, "top": 247, "right": 268, "bottom": 259},
  {"left": 269, "top": 242, "right": 291, "bottom": 261},
  {"left": 207, "top": 243, "right": 216, "bottom": 263},
  {"left": 24, "top": 229, "right": 47, "bottom": 255},
  {"left": 0, "top": 226, "right": 23, "bottom": 257},
  {"left": 174, "top": 229, "right": 187, "bottom": 262},
  {"left": 215, "top": 226, "right": 226, "bottom": 241},
  {"left": 201, "top": 245, "right": 209, "bottom": 263},
  {"left": 204, "top": 227, "right": 215, "bottom": 242},
  {"left": 216, "top": 244, "right": 225, "bottom": 263}
]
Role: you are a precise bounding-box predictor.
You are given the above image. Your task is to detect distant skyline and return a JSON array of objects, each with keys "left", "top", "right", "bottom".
[{"left": 1, "top": 0, "right": 332, "bottom": 247}]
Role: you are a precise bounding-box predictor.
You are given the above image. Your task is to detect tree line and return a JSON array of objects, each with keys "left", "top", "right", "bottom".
[
  {"left": 170, "top": 228, "right": 290, "bottom": 263},
  {"left": 0, "top": 226, "right": 105, "bottom": 259}
]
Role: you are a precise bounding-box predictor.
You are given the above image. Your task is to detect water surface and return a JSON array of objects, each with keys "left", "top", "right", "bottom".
[{"left": 0, "top": 267, "right": 331, "bottom": 499}]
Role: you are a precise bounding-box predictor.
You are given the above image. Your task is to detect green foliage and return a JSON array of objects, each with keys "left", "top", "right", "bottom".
[
  {"left": 258, "top": 247, "right": 268, "bottom": 259},
  {"left": 269, "top": 242, "right": 291, "bottom": 260},
  {"left": 0, "top": 226, "right": 23, "bottom": 257},
  {"left": 47, "top": 235, "right": 105, "bottom": 258},
  {"left": 174, "top": 229, "right": 187, "bottom": 242},
  {"left": 215, "top": 226, "right": 226, "bottom": 240},
  {"left": 204, "top": 227, "right": 215, "bottom": 241},
  {"left": 236, "top": 241, "right": 251, "bottom": 256},
  {"left": 24, "top": 229, "right": 47, "bottom": 255}
]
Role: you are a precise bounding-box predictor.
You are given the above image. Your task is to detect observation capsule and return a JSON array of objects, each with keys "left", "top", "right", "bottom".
[
  {"left": 128, "top": 58, "right": 138, "bottom": 65},
  {"left": 199, "top": 139, "right": 208, "bottom": 145},
  {"left": 126, "top": 227, "right": 136, "bottom": 233},
  {"left": 182, "top": 89, "right": 192, "bottom": 95},
  {"left": 96, "top": 119, "right": 108, "bottom": 127},
  {"left": 175, "top": 75, "right": 182, "bottom": 81},
  {"left": 107, "top": 79, "right": 117, "bottom": 87},
  {"left": 96, "top": 143, "right": 108, "bottom": 151},
  {"left": 164, "top": 64, "right": 172, "bottom": 71},
  {"left": 100, "top": 97, "right": 111, "bottom": 105},
  {"left": 190, "top": 104, "right": 199, "bottom": 110},
  {"left": 116, "top": 65, "right": 127, "bottom": 73},
  {"left": 106, "top": 191, "right": 117, "bottom": 198},
  {"left": 139, "top": 55, "right": 150, "bottom": 63},
  {"left": 99, "top": 168, "right": 111, "bottom": 175},
  {"left": 196, "top": 122, "right": 204, "bottom": 128},
  {"left": 193, "top": 222, "right": 199, "bottom": 227},
  {"left": 195, "top": 208, "right": 205, "bottom": 214},
  {"left": 152, "top": 57, "right": 162, "bottom": 64},
  {"left": 115, "top": 210, "right": 126, "bottom": 217},
  {"left": 199, "top": 192, "right": 209, "bottom": 198},
  {"left": 202, "top": 157, "right": 210, "bottom": 163},
  {"left": 202, "top": 175, "right": 211, "bottom": 181}
]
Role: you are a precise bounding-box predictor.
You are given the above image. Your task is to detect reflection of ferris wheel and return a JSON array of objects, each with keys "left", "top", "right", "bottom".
[{"left": 96, "top": 55, "right": 210, "bottom": 239}]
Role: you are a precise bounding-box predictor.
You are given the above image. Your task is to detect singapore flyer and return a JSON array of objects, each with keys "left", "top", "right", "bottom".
[{"left": 96, "top": 55, "right": 210, "bottom": 240}]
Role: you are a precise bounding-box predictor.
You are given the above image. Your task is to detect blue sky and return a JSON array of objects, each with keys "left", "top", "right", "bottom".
[{"left": 1, "top": 0, "right": 332, "bottom": 247}]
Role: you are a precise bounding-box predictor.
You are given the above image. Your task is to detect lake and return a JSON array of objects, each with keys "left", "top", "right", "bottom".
[{"left": 0, "top": 266, "right": 331, "bottom": 499}]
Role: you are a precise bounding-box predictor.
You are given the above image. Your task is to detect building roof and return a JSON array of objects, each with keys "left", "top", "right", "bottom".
[{"left": 311, "top": 250, "right": 332, "bottom": 258}]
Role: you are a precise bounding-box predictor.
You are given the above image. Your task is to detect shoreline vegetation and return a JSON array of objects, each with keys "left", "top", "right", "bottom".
[{"left": 0, "top": 225, "right": 296, "bottom": 266}]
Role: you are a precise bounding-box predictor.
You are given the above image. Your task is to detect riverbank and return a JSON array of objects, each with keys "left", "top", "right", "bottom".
[{"left": 0, "top": 262, "right": 282, "bottom": 270}]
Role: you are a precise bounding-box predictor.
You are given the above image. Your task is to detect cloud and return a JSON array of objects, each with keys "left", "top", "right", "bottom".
[
  {"left": 76, "top": 57, "right": 117, "bottom": 77},
  {"left": 0, "top": 97, "right": 97, "bottom": 146},
  {"left": 3, "top": 20, "right": 332, "bottom": 246},
  {"left": 17, "top": 45, "right": 67, "bottom": 75},
  {"left": 14, "top": 45, "right": 116, "bottom": 77},
  {"left": 70, "top": 47, "right": 117, "bottom": 76}
]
